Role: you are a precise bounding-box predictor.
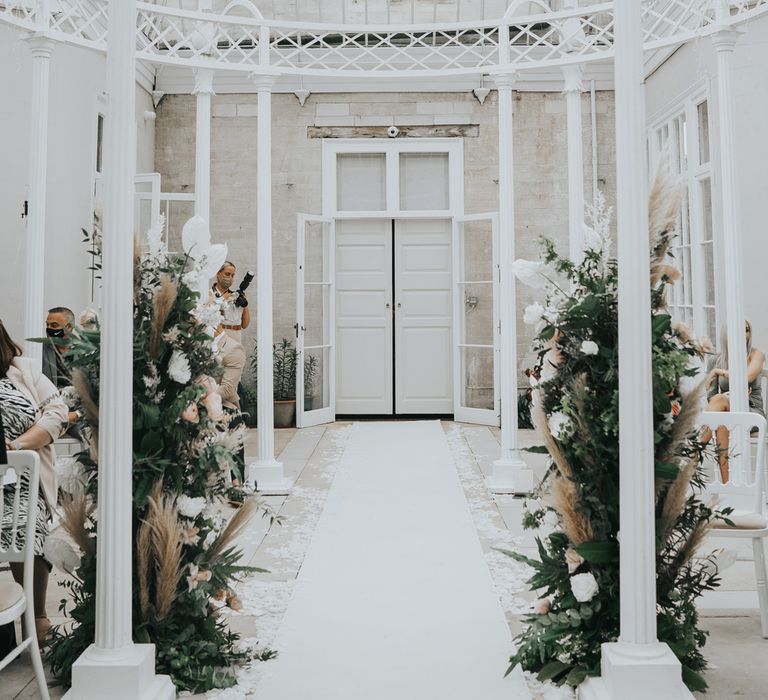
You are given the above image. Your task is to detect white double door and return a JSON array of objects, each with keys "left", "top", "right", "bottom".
[{"left": 336, "top": 218, "right": 453, "bottom": 415}]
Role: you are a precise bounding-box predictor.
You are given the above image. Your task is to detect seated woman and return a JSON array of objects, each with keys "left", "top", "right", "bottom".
[
  {"left": 705, "top": 320, "right": 765, "bottom": 482},
  {"left": 0, "top": 319, "right": 68, "bottom": 646}
]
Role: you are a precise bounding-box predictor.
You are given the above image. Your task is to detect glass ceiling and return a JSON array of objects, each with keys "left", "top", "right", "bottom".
[{"left": 158, "top": 0, "right": 558, "bottom": 23}]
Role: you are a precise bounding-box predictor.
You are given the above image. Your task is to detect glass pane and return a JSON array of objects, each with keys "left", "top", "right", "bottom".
[
  {"left": 680, "top": 191, "right": 691, "bottom": 246},
  {"left": 304, "top": 283, "right": 330, "bottom": 348},
  {"left": 670, "top": 119, "right": 680, "bottom": 174},
  {"left": 460, "top": 284, "right": 494, "bottom": 346},
  {"left": 461, "top": 221, "right": 493, "bottom": 281},
  {"left": 96, "top": 114, "right": 104, "bottom": 173},
  {"left": 303, "top": 346, "right": 330, "bottom": 413},
  {"left": 682, "top": 247, "right": 692, "bottom": 306},
  {"left": 703, "top": 241, "right": 715, "bottom": 306},
  {"left": 304, "top": 220, "right": 328, "bottom": 284},
  {"left": 698, "top": 101, "right": 710, "bottom": 165},
  {"left": 399, "top": 153, "right": 450, "bottom": 211},
  {"left": 700, "top": 177, "right": 713, "bottom": 242},
  {"left": 703, "top": 307, "right": 717, "bottom": 346},
  {"left": 680, "top": 113, "right": 688, "bottom": 171},
  {"left": 460, "top": 346, "right": 494, "bottom": 411},
  {"left": 165, "top": 201, "right": 196, "bottom": 252},
  {"left": 337, "top": 153, "right": 386, "bottom": 211}
]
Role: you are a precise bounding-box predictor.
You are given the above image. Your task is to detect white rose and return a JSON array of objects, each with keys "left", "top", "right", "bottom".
[
  {"left": 511, "top": 259, "right": 548, "bottom": 289},
  {"left": 548, "top": 411, "right": 571, "bottom": 440},
  {"left": 580, "top": 340, "right": 599, "bottom": 356},
  {"left": 570, "top": 572, "right": 599, "bottom": 602},
  {"left": 177, "top": 495, "right": 207, "bottom": 519},
  {"left": 168, "top": 350, "right": 192, "bottom": 384},
  {"left": 523, "top": 302, "right": 545, "bottom": 326}
]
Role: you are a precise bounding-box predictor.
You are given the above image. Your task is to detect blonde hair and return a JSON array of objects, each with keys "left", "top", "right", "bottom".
[{"left": 716, "top": 319, "right": 753, "bottom": 369}]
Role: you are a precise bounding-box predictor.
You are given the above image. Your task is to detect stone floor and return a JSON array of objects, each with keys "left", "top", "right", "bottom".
[{"left": 2, "top": 423, "right": 767, "bottom": 699}]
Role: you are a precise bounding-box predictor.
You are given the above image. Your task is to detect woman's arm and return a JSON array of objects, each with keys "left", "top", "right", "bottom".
[
  {"left": 748, "top": 349, "right": 766, "bottom": 384},
  {"left": 241, "top": 306, "right": 250, "bottom": 330},
  {"left": 32, "top": 365, "right": 69, "bottom": 440},
  {"left": 6, "top": 424, "right": 55, "bottom": 451}
]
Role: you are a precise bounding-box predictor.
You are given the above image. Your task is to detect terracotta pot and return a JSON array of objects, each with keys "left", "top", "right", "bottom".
[{"left": 273, "top": 399, "right": 296, "bottom": 428}]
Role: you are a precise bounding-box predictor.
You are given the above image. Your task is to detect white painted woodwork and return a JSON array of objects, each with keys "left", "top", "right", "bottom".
[
  {"left": 712, "top": 17, "right": 748, "bottom": 415},
  {"left": 563, "top": 62, "right": 586, "bottom": 262},
  {"left": 65, "top": 1, "right": 174, "bottom": 696},
  {"left": 192, "top": 67, "right": 215, "bottom": 225},
  {"left": 489, "top": 69, "right": 531, "bottom": 494},
  {"left": 23, "top": 32, "right": 54, "bottom": 365},
  {"left": 248, "top": 71, "right": 291, "bottom": 495},
  {"left": 296, "top": 213, "right": 336, "bottom": 428},
  {"left": 580, "top": 2, "right": 692, "bottom": 696},
  {"left": 335, "top": 218, "right": 393, "bottom": 415},
  {"left": 452, "top": 213, "right": 500, "bottom": 427},
  {"left": 335, "top": 218, "right": 453, "bottom": 416},
  {"left": 394, "top": 219, "right": 453, "bottom": 414}
]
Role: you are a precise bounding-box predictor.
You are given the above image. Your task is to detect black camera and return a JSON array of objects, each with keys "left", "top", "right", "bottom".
[{"left": 234, "top": 271, "right": 254, "bottom": 308}]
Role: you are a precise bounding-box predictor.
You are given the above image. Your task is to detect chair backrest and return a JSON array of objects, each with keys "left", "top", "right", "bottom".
[
  {"left": 0, "top": 451, "right": 41, "bottom": 567},
  {"left": 699, "top": 411, "right": 766, "bottom": 515},
  {"left": 761, "top": 368, "right": 768, "bottom": 419}
]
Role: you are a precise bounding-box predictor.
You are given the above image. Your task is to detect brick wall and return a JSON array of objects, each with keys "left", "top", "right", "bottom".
[{"left": 154, "top": 90, "right": 617, "bottom": 387}]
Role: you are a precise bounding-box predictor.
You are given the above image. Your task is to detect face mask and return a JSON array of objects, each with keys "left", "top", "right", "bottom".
[{"left": 46, "top": 327, "right": 65, "bottom": 338}]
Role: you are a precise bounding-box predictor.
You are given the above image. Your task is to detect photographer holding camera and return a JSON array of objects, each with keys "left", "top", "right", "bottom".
[{"left": 211, "top": 261, "right": 252, "bottom": 343}]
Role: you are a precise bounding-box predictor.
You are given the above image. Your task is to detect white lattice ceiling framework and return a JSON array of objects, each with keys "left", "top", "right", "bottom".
[{"left": 0, "top": 1, "right": 766, "bottom": 78}]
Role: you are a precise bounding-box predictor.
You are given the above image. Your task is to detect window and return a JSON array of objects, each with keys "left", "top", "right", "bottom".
[{"left": 649, "top": 95, "right": 716, "bottom": 343}]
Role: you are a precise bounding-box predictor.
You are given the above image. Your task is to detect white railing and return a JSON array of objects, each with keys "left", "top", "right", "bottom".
[{"left": 1, "top": 1, "right": 767, "bottom": 76}]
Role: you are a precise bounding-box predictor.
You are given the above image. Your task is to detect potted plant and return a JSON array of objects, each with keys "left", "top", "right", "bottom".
[
  {"left": 304, "top": 353, "right": 319, "bottom": 412},
  {"left": 272, "top": 338, "right": 297, "bottom": 428},
  {"left": 240, "top": 383, "right": 258, "bottom": 427}
]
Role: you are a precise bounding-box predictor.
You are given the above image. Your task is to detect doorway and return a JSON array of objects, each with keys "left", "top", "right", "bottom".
[{"left": 336, "top": 218, "right": 453, "bottom": 416}]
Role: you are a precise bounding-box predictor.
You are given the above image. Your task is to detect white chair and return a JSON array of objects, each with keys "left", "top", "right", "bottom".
[
  {"left": 0, "top": 451, "right": 50, "bottom": 699},
  {"left": 701, "top": 411, "right": 768, "bottom": 638}
]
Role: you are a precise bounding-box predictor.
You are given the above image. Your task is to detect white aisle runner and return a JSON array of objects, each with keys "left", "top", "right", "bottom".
[{"left": 257, "top": 422, "right": 530, "bottom": 700}]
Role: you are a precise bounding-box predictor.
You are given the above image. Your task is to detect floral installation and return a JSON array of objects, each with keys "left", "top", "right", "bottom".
[
  {"left": 502, "top": 178, "right": 725, "bottom": 692},
  {"left": 46, "top": 217, "right": 277, "bottom": 692}
]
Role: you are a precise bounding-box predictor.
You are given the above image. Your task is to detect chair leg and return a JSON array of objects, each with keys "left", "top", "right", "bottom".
[
  {"left": 752, "top": 538, "right": 768, "bottom": 639},
  {"left": 22, "top": 605, "right": 50, "bottom": 700}
]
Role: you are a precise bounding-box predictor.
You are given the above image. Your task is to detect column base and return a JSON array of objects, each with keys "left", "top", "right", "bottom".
[
  {"left": 63, "top": 643, "right": 174, "bottom": 700},
  {"left": 247, "top": 459, "right": 293, "bottom": 495},
  {"left": 578, "top": 642, "right": 693, "bottom": 700},
  {"left": 487, "top": 455, "right": 535, "bottom": 495}
]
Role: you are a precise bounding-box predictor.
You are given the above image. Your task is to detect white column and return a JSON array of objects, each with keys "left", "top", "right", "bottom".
[
  {"left": 65, "top": 2, "right": 174, "bottom": 697},
  {"left": 712, "top": 20, "right": 748, "bottom": 414},
  {"left": 192, "top": 68, "right": 215, "bottom": 225},
  {"left": 247, "top": 72, "right": 292, "bottom": 495},
  {"left": 563, "top": 63, "right": 585, "bottom": 262},
  {"left": 23, "top": 29, "right": 54, "bottom": 365},
  {"left": 580, "top": 4, "right": 691, "bottom": 697},
  {"left": 488, "top": 70, "right": 532, "bottom": 495}
]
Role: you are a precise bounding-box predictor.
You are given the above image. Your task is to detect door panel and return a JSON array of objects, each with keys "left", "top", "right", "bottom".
[
  {"left": 296, "top": 214, "right": 335, "bottom": 428},
  {"left": 335, "top": 219, "right": 393, "bottom": 414},
  {"left": 395, "top": 219, "right": 453, "bottom": 414},
  {"left": 453, "top": 214, "right": 500, "bottom": 426}
]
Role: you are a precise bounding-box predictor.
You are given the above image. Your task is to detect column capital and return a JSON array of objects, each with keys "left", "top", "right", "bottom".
[
  {"left": 561, "top": 63, "right": 584, "bottom": 94},
  {"left": 24, "top": 34, "right": 55, "bottom": 58},
  {"left": 250, "top": 71, "right": 279, "bottom": 90},
  {"left": 192, "top": 66, "right": 216, "bottom": 96},
  {"left": 710, "top": 25, "right": 743, "bottom": 52},
  {"left": 492, "top": 72, "right": 517, "bottom": 90}
]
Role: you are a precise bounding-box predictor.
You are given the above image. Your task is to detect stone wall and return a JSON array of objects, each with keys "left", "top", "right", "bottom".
[{"left": 154, "top": 89, "right": 616, "bottom": 391}]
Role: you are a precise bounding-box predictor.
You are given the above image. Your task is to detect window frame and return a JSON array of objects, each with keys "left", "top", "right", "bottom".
[{"left": 648, "top": 86, "right": 718, "bottom": 345}]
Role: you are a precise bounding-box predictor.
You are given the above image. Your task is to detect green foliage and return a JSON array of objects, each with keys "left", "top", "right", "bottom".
[
  {"left": 505, "top": 196, "right": 720, "bottom": 691},
  {"left": 46, "top": 230, "right": 266, "bottom": 692},
  {"left": 249, "top": 338, "right": 299, "bottom": 401}
]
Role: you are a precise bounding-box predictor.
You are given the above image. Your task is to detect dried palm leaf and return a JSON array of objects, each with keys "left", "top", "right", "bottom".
[
  {"left": 206, "top": 496, "right": 261, "bottom": 563},
  {"left": 149, "top": 275, "right": 177, "bottom": 358},
  {"left": 551, "top": 477, "right": 594, "bottom": 545},
  {"left": 531, "top": 391, "right": 574, "bottom": 479},
  {"left": 59, "top": 487, "right": 95, "bottom": 556},
  {"left": 147, "top": 486, "right": 185, "bottom": 619}
]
